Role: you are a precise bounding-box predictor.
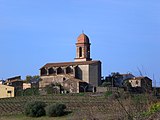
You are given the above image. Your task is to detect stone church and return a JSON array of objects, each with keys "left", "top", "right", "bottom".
[{"left": 39, "top": 33, "right": 101, "bottom": 93}]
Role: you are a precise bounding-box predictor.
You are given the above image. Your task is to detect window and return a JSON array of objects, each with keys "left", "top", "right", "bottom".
[
  {"left": 57, "top": 67, "right": 63, "bottom": 74},
  {"left": 41, "top": 68, "right": 47, "bottom": 76},
  {"left": 66, "top": 66, "right": 73, "bottom": 74},
  {"left": 79, "top": 47, "right": 82, "bottom": 57},
  {"left": 48, "top": 68, "right": 55, "bottom": 75},
  {"left": 7, "top": 91, "right": 12, "bottom": 94}
]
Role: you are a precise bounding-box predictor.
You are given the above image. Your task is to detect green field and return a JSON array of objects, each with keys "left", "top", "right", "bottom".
[{"left": 0, "top": 93, "right": 159, "bottom": 120}]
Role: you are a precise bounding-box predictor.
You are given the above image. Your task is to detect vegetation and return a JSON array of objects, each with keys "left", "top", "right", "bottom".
[
  {"left": 24, "top": 75, "right": 40, "bottom": 83},
  {"left": 24, "top": 101, "right": 46, "bottom": 117},
  {"left": 0, "top": 93, "right": 159, "bottom": 119},
  {"left": 101, "top": 81, "right": 111, "bottom": 87},
  {"left": 143, "top": 102, "right": 160, "bottom": 116},
  {"left": 45, "top": 83, "right": 62, "bottom": 94},
  {"left": 104, "top": 91, "right": 112, "bottom": 97},
  {"left": 15, "top": 88, "right": 39, "bottom": 96},
  {"left": 46, "top": 103, "right": 66, "bottom": 117}
]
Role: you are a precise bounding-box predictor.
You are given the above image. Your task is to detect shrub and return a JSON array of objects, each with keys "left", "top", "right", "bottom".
[
  {"left": 15, "top": 89, "right": 23, "bottom": 96},
  {"left": 45, "top": 83, "right": 61, "bottom": 94},
  {"left": 143, "top": 102, "right": 160, "bottom": 116},
  {"left": 23, "top": 88, "right": 39, "bottom": 96},
  {"left": 101, "top": 81, "right": 111, "bottom": 87},
  {"left": 104, "top": 91, "right": 112, "bottom": 98},
  {"left": 46, "top": 103, "right": 66, "bottom": 117},
  {"left": 24, "top": 101, "right": 46, "bottom": 117}
]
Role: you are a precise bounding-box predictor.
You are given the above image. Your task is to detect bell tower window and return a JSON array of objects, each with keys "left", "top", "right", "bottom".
[{"left": 79, "top": 47, "right": 82, "bottom": 57}]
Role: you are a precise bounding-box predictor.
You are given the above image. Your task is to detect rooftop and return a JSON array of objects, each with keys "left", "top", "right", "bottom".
[{"left": 40, "top": 60, "right": 101, "bottom": 69}]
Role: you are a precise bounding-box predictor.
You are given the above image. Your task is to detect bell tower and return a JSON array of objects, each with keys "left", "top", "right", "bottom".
[{"left": 74, "top": 33, "right": 92, "bottom": 62}]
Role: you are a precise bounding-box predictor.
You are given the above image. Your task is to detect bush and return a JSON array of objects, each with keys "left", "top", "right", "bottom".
[
  {"left": 15, "top": 89, "right": 23, "bottom": 96},
  {"left": 24, "top": 101, "right": 46, "bottom": 117},
  {"left": 46, "top": 103, "right": 66, "bottom": 117},
  {"left": 23, "top": 88, "right": 39, "bottom": 96},
  {"left": 143, "top": 102, "right": 160, "bottom": 116},
  {"left": 104, "top": 91, "right": 112, "bottom": 98}
]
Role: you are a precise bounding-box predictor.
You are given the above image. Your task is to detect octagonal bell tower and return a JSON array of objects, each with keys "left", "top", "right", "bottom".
[{"left": 74, "top": 33, "right": 92, "bottom": 62}]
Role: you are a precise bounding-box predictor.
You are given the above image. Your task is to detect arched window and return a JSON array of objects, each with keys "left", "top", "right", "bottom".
[
  {"left": 57, "top": 67, "right": 63, "bottom": 74},
  {"left": 66, "top": 66, "right": 73, "bottom": 74},
  {"left": 79, "top": 47, "right": 82, "bottom": 57},
  {"left": 48, "top": 68, "right": 55, "bottom": 75},
  {"left": 41, "top": 68, "right": 47, "bottom": 76}
]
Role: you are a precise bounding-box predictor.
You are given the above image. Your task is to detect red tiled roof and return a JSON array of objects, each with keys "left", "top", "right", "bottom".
[
  {"left": 77, "top": 33, "right": 90, "bottom": 43},
  {"left": 40, "top": 60, "right": 101, "bottom": 69}
]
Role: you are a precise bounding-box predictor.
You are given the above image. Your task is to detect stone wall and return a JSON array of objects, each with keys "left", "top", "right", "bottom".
[
  {"left": 40, "top": 75, "right": 66, "bottom": 88},
  {"left": 89, "top": 61, "right": 101, "bottom": 86},
  {"left": 77, "top": 65, "right": 89, "bottom": 83}
]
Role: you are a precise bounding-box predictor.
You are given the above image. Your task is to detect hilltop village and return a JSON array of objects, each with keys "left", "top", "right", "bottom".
[{"left": 0, "top": 33, "right": 156, "bottom": 98}]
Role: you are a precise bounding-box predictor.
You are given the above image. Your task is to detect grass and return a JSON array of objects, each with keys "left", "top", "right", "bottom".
[{"left": 0, "top": 114, "right": 68, "bottom": 120}]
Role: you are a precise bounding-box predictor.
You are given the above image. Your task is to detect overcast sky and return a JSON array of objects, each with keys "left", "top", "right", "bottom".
[{"left": 0, "top": 0, "right": 160, "bottom": 85}]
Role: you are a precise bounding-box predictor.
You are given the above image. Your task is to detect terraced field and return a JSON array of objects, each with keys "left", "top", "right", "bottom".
[{"left": 0, "top": 93, "right": 158, "bottom": 120}]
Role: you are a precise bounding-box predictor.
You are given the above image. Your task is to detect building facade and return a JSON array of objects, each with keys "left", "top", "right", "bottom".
[
  {"left": 0, "top": 85, "right": 14, "bottom": 98},
  {"left": 128, "top": 76, "right": 152, "bottom": 93},
  {"left": 39, "top": 33, "right": 101, "bottom": 93},
  {"left": 5, "top": 76, "right": 23, "bottom": 91}
]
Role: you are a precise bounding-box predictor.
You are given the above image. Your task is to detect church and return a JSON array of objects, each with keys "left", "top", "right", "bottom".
[{"left": 39, "top": 33, "right": 101, "bottom": 93}]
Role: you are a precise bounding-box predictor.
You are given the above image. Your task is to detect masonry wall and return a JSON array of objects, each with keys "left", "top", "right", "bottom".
[
  {"left": 89, "top": 62, "right": 101, "bottom": 86},
  {"left": 77, "top": 65, "right": 89, "bottom": 83},
  {"left": 0, "top": 85, "right": 14, "bottom": 98},
  {"left": 40, "top": 75, "right": 65, "bottom": 88}
]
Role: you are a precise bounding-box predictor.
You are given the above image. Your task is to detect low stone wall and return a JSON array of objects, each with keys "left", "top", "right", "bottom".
[
  {"left": 96, "top": 87, "right": 124, "bottom": 93},
  {"left": 96, "top": 87, "right": 110, "bottom": 93}
]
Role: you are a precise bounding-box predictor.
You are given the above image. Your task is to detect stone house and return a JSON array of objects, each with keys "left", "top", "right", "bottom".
[
  {"left": 5, "top": 76, "right": 23, "bottom": 91},
  {"left": 127, "top": 76, "right": 152, "bottom": 93},
  {"left": 104, "top": 73, "right": 134, "bottom": 87},
  {"left": 115, "top": 73, "right": 135, "bottom": 87},
  {"left": 0, "top": 85, "right": 14, "bottom": 98}
]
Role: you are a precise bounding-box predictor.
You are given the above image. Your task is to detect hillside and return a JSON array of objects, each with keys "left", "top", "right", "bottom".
[{"left": 0, "top": 93, "right": 159, "bottom": 120}]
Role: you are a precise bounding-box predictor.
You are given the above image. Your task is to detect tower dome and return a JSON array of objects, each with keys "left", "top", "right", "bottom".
[
  {"left": 75, "top": 33, "right": 92, "bottom": 62},
  {"left": 77, "top": 33, "right": 90, "bottom": 43}
]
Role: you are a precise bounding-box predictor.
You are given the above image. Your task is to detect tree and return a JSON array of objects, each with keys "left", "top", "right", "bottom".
[{"left": 24, "top": 75, "right": 40, "bottom": 83}]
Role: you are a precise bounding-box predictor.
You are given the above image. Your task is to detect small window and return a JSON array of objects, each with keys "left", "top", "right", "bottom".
[
  {"left": 136, "top": 81, "right": 139, "bottom": 85},
  {"left": 7, "top": 91, "right": 12, "bottom": 94}
]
